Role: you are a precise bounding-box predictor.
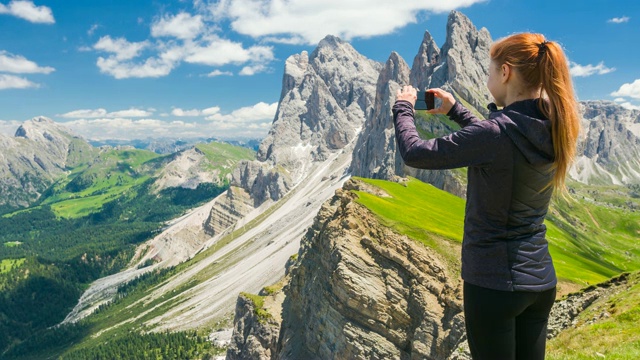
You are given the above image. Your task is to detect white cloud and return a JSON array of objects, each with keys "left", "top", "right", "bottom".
[
  {"left": 184, "top": 37, "right": 274, "bottom": 66},
  {"left": 207, "top": 69, "right": 233, "bottom": 77},
  {"left": 0, "top": 119, "right": 23, "bottom": 136},
  {"left": 59, "top": 108, "right": 153, "bottom": 118},
  {"left": 205, "top": 101, "right": 277, "bottom": 124},
  {"left": 171, "top": 106, "right": 221, "bottom": 116},
  {"left": 0, "top": 74, "right": 39, "bottom": 89},
  {"left": 612, "top": 79, "right": 640, "bottom": 99},
  {"left": 172, "top": 108, "right": 202, "bottom": 117},
  {"left": 239, "top": 64, "right": 268, "bottom": 76},
  {"left": 54, "top": 102, "right": 275, "bottom": 140},
  {"left": 92, "top": 19, "right": 274, "bottom": 78},
  {"left": 613, "top": 97, "right": 625, "bottom": 103},
  {"left": 94, "top": 36, "right": 149, "bottom": 61},
  {"left": 618, "top": 102, "right": 640, "bottom": 111},
  {"left": 608, "top": 16, "right": 630, "bottom": 24},
  {"left": 213, "top": 0, "right": 484, "bottom": 44},
  {"left": 0, "top": 0, "right": 54, "bottom": 24},
  {"left": 88, "top": 23, "right": 100, "bottom": 36},
  {"left": 96, "top": 55, "right": 176, "bottom": 79},
  {"left": 0, "top": 51, "right": 55, "bottom": 74},
  {"left": 569, "top": 61, "right": 615, "bottom": 77},
  {"left": 151, "top": 12, "right": 204, "bottom": 40}
]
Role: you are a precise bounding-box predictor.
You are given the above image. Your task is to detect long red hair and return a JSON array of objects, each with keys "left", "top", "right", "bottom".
[{"left": 490, "top": 33, "right": 580, "bottom": 192}]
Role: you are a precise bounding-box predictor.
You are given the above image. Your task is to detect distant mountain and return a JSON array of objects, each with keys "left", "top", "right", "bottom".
[
  {"left": 89, "top": 137, "right": 261, "bottom": 154},
  {"left": 572, "top": 101, "right": 640, "bottom": 185},
  {"left": 0, "top": 117, "right": 96, "bottom": 211}
]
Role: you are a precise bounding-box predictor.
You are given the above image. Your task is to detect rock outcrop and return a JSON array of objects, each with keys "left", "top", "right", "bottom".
[
  {"left": 154, "top": 147, "right": 230, "bottom": 191},
  {"left": 227, "top": 178, "right": 467, "bottom": 359}
]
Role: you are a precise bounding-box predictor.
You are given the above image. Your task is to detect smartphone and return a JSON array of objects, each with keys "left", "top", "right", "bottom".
[{"left": 415, "top": 90, "right": 435, "bottom": 110}]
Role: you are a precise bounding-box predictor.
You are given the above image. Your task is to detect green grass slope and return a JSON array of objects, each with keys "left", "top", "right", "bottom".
[
  {"left": 547, "top": 272, "right": 640, "bottom": 359},
  {"left": 353, "top": 177, "right": 640, "bottom": 290}
]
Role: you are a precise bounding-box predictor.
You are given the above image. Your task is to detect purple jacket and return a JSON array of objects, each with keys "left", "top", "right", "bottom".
[{"left": 393, "top": 99, "right": 557, "bottom": 292}]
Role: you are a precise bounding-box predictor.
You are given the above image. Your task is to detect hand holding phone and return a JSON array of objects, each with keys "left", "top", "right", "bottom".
[{"left": 415, "top": 90, "right": 435, "bottom": 110}]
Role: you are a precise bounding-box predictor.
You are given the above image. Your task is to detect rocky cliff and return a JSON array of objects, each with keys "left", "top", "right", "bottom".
[
  {"left": 203, "top": 35, "right": 382, "bottom": 235},
  {"left": 0, "top": 116, "right": 95, "bottom": 209},
  {"left": 227, "top": 178, "right": 468, "bottom": 359}
]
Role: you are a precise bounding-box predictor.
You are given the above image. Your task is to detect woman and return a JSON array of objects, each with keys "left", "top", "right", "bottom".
[{"left": 393, "top": 33, "right": 580, "bottom": 359}]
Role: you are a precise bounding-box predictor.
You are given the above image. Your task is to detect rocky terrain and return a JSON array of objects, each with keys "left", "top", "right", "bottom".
[{"left": 227, "top": 178, "right": 467, "bottom": 359}]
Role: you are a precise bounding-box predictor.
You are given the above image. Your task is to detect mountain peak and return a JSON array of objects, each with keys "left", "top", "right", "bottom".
[{"left": 15, "top": 116, "right": 75, "bottom": 140}]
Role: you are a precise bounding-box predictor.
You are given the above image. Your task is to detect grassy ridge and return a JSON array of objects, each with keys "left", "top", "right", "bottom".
[
  {"left": 352, "top": 177, "right": 640, "bottom": 289},
  {"left": 548, "top": 272, "right": 640, "bottom": 359}
]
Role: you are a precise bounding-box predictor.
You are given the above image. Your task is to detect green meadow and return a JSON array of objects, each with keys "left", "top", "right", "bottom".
[{"left": 352, "top": 177, "right": 640, "bottom": 289}]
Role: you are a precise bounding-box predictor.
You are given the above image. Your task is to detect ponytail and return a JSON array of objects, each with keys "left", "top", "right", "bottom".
[{"left": 490, "top": 33, "right": 580, "bottom": 193}]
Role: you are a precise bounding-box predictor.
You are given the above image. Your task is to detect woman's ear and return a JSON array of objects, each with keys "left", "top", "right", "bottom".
[{"left": 501, "top": 64, "right": 511, "bottom": 84}]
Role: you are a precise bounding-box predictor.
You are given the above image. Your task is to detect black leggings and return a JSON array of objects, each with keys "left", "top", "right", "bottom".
[{"left": 463, "top": 282, "right": 556, "bottom": 360}]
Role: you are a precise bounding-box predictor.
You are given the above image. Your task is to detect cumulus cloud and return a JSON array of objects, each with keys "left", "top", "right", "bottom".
[
  {"left": 569, "top": 61, "right": 615, "bottom": 77},
  {"left": 62, "top": 117, "right": 202, "bottom": 140},
  {"left": 59, "top": 108, "right": 153, "bottom": 118},
  {"left": 94, "top": 36, "right": 149, "bottom": 61},
  {"left": 0, "top": 73, "right": 39, "bottom": 89},
  {"left": 172, "top": 108, "right": 202, "bottom": 117},
  {"left": 92, "top": 24, "right": 273, "bottom": 78},
  {"left": 0, "top": 51, "right": 55, "bottom": 74},
  {"left": 172, "top": 106, "right": 221, "bottom": 116},
  {"left": 205, "top": 101, "right": 277, "bottom": 124},
  {"left": 608, "top": 16, "right": 630, "bottom": 24},
  {"left": 0, "top": 0, "right": 54, "bottom": 24},
  {"left": 611, "top": 79, "right": 640, "bottom": 99},
  {"left": 184, "top": 37, "right": 274, "bottom": 66},
  {"left": 211, "top": 0, "right": 483, "bottom": 44},
  {"left": 618, "top": 102, "right": 640, "bottom": 111},
  {"left": 151, "top": 12, "right": 204, "bottom": 40},
  {"left": 96, "top": 55, "right": 176, "bottom": 79}
]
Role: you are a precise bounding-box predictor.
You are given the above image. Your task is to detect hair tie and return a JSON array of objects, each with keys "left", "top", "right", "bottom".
[{"left": 537, "top": 41, "right": 549, "bottom": 61}]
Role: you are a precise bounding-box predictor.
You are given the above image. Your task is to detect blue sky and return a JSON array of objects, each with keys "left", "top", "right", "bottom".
[{"left": 0, "top": 0, "right": 638, "bottom": 140}]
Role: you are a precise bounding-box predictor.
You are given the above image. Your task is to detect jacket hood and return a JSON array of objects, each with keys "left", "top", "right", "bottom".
[{"left": 488, "top": 99, "right": 554, "bottom": 166}]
